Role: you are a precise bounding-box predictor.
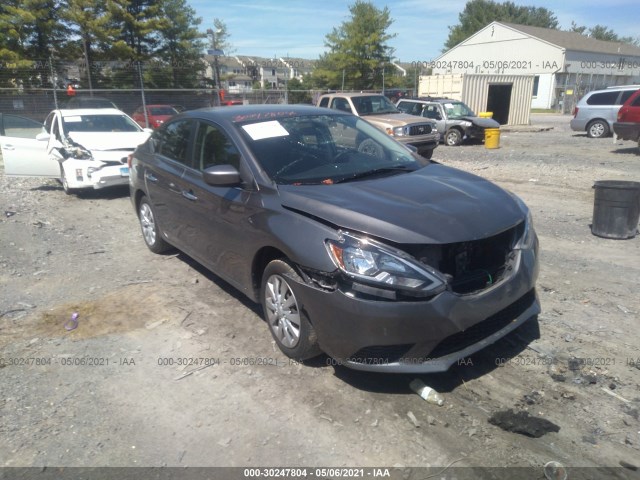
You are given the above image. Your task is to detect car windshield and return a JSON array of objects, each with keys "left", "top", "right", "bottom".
[
  {"left": 443, "top": 102, "right": 475, "bottom": 119},
  {"left": 149, "top": 106, "right": 177, "bottom": 115},
  {"left": 62, "top": 114, "right": 141, "bottom": 133},
  {"left": 238, "top": 114, "right": 428, "bottom": 185},
  {"left": 351, "top": 95, "right": 399, "bottom": 116}
]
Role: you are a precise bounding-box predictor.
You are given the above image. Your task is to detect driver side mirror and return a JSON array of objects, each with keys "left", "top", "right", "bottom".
[{"left": 203, "top": 164, "right": 241, "bottom": 186}]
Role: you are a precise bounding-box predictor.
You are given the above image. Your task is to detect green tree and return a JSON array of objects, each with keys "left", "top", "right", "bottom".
[
  {"left": 149, "top": 0, "right": 205, "bottom": 88},
  {"left": 313, "top": 1, "right": 396, "bottom": 90},
  {"left": 569, "top": 22, "right": 640, "bottom": 46},
  {"left": 0, "top": 0, "right": 67, "bottom": 87},
  {"left": 286, "top": 77, "right": 312, "bottom": 104},
  {"left": 444, "top": 0, "right": 558, "bottom": 50},
  {"left": 63, "top": 0, "right": 117, "bottom": 89}
]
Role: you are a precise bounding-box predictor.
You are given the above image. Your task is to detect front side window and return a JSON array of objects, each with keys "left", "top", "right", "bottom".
[
  {"left": 1, "top": 115, "right": 43, "bottom": 138},
  {"left": 155, "top": 120, "right": 193, "bottom": 166},
  {"left": 193, "top": 122, "right": 240, "bottom": 171},
  {"left": 237, "top": 114, "right": 427, "bottom": 185}
]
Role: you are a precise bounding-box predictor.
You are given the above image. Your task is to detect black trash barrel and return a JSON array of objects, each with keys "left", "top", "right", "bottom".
[{"left": 591, "top": 180, "right": 640, "bottom": 239}]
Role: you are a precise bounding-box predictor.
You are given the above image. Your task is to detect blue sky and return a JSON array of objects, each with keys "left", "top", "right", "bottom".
[{"left": 189, "top": 0, "right": 639, "bottom": 61}]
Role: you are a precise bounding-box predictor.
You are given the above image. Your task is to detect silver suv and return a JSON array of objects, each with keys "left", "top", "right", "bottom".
[
  {"left": 397, "top": 98, "right": 500, "bottom": 146},
  {"left": 570, "top": 86, "right": 639, "bottom": 138}
]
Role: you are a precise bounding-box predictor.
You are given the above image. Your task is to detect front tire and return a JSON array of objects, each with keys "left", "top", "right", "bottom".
[
  {"left": 261, "top": 259, "right": 321, "bottom": 361},
  {"left": 138, "top": 196, "right": 171, "bottom": 254},
  {"left": 60, "top": 165, "right": 78, "bottom": 195},
  {"left": 418, "top": 147, "right": 434, "bottom": 159},
  {"left": 445, "top": 128, "right": 463, "bottom": 146},
  {"left": 587, "top": 120, "right": 609, "bottom": 138}
]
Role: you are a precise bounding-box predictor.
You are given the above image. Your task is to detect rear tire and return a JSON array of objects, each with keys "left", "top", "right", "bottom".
[
  {"left": 138, "top": 196, "right": 171, "bottom": 254},
  {"left": 587, "top": 120, "right": 609, "bottom": 138},
  {"left": 261, "top": 259, "right": 321, "bottom": 361}
]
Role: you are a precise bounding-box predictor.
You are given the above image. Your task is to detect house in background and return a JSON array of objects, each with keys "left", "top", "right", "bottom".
[{"left": 428, "top": 22, "right": 640, "bottom": 112}]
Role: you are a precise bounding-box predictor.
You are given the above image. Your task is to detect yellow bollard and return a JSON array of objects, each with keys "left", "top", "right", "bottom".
[{"left": 484, "top": 128, "right": 501, "bottom": 149}]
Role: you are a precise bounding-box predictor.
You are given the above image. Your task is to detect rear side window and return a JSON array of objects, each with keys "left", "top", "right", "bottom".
[
  {"left": 318, "top": 97, "right": 329, "bottom": 108},
  {"left": 397, "top": 101, "right": 420, "bottom": 115},
  {"left": 155, "top": 120, "right": 193, "bottom": 166},
  {"left": 586, "top": 91, "right": 620, "bottom": 105},
  {"left": 619, "top": 90, "right": 635, "bottom": 105}
]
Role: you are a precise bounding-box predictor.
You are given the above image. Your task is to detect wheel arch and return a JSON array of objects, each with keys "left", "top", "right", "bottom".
[{"left": 251, "top": 246, "right": 289, "bottom": 301}]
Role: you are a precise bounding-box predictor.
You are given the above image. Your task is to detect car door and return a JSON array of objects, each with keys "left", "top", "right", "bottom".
[
  {"left": 144, "top": 119, "right": 195, "bottom": 247},
  {"left": 0, "top": 113, "right": 58, "bottom": 177},
  {"left": 179, "top": 120, "right": 258, "bottom": 289}
]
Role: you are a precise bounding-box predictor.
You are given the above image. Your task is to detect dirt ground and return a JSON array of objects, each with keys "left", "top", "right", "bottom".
[{"left": 1, "top": 115, "right": 639, "bottom": 478}]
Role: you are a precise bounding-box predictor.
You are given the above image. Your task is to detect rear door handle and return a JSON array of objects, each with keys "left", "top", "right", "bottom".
[
  {"left": 145, "top": 172, "right": 158, "bottom": 183},
  {"left": 181, "top": 190, "right": 197, "bottom": 201},
  {"left": 3, "top": 145, "right": 15, "bottom": 150}
]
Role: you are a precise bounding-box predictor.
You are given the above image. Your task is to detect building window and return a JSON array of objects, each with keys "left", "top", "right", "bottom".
[
  {"left": 533, "top": 76, "right": 540, "bottom": 97},
  {"left": 271, "top": 69, "right": 276, "bottom": 76}
]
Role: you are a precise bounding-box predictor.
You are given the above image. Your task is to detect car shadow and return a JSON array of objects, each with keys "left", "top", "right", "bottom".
[
  {"left": 172, "top": 251, "right": 262, "bottom": 316},
  {"left": 328, "top": 316, "right": 541, "bottom": 395},
  {"left": 30, "top": 184, "right": 131, "bottom": 199},
  {"left": 611, "top": 146, "right": 640, "bottom": 155}
]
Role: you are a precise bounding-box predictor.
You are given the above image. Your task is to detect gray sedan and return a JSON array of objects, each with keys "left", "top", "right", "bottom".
[{"left": 129, "top": 105, "right": 540, "bottom": 373}]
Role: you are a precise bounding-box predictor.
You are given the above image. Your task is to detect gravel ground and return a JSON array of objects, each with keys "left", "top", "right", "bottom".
[{"left": 1, "top": 114, "right": 639, "bottom": 478}]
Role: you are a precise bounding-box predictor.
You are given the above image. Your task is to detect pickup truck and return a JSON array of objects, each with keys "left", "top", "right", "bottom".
[
  {"left": 317, "top": 93, "right": 439, "bottom": 158},
  {"left": 613, "top": 88, "right": 640, "bottom": 150}
]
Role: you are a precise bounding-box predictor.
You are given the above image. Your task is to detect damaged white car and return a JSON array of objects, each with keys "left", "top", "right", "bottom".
[{"left": 0, "top": 109, "right": 151, "bottom": 194}]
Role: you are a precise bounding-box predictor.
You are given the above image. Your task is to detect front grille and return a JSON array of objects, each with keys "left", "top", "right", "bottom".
[
  {"left": 402, "top": 222, "right": 523, "bottom": 294},
  {"left": 348, "top": 344, "right": 414, "bottom": 365},
  {"left": 408, "top": 124, "right": 432, "bottom": 135},
  {"left": 427, "top": 289, "right": 536, "bottom": 359}
]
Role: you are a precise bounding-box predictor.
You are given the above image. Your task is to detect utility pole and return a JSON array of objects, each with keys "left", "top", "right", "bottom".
[{"left": 207, "top": 28, "right": 224, "bottom": 106}]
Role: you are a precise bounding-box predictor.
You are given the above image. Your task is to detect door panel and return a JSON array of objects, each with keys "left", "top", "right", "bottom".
[{"left": 1, "top": 114, "right": 58, "bottom": 177}]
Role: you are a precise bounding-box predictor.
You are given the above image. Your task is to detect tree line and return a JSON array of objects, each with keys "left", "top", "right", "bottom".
[{"left": 1, "top": 0, "right": 636, "bottom": 93}]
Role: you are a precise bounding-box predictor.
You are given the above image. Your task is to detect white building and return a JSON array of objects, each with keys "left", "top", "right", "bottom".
[{"left": 430, "top": 22, "right": 640, "bottom": 111}]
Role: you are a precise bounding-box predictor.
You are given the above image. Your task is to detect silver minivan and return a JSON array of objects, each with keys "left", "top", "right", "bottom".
[{"left": 570, "top": 86, "right": 639, "bottom": 138}]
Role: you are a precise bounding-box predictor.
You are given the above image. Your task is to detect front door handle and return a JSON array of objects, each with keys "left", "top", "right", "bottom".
[
  {"left": 3, "top": 145, "right": 15, "bottom": 151},
  {"left": 145, "top": 172, "right": 158, "bottom": 183},
  {"left": 181, "top": 190, "right": 197, "bottom": 201}
]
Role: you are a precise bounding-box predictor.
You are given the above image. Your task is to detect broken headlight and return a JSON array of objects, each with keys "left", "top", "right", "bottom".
[
  {"left": 509, "top": 193, "right": 535, "bottom": 249},
  {"left": 325, "top": 232, "right": 446, "bottom": 295}
]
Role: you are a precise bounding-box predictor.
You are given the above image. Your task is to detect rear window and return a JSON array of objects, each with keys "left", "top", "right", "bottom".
[
  {"left": 631, "top": 93, "right": 640, "bottom": 107},
  {"left": 619, "top": 90, "right": 636, "bottom": 105},
  {"left": 150, "top": 106, "right": 177, "bottom": 115},
  {"left": 586, "top": 91, "right": 620, "bottom": 105}
]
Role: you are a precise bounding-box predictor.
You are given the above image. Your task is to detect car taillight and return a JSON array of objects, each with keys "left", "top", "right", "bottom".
[
  {"left": 127, "top": 154, "right": 133, "bottom": 168},
  {"left": 573, "top": 107, "right": 579, "bottom": 117},
  {"left": 617, "top": 109, "right": 625, "bottom": 121}
]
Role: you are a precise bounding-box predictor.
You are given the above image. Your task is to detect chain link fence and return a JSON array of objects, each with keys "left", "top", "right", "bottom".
[{"left": 0, "top": 59, "right": 333, "bottom": 122}]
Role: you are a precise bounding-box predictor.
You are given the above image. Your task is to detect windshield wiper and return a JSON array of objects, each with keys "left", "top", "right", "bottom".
[{"left": 333, "top": 165, "right": 415, "bottom": 183}]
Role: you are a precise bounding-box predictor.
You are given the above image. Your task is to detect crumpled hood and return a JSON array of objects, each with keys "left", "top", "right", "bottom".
[
  {"left": 461, "top": 116, "right": 501, "bottom": 128},
  {"left": 68, "top": 131, "right": 151, "bottom": 151},
  {"left": 278, "top": 164, "right": 524, "bottom": 244}
]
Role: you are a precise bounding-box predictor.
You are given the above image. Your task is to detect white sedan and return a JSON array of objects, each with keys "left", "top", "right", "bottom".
[{"left": 0, "top": 108, "right": 151, "bottom": 194}]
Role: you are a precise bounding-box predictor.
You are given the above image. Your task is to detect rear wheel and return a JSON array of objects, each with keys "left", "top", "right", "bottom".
[
  {"left": 261, "top": 259, "right": 321, "bottom": 361},
  {"left": 587, "top": 120, "right": 609, "bottom": 138},
  {"left": 138, "top": 196, "right": 171, "bottom": 254}
]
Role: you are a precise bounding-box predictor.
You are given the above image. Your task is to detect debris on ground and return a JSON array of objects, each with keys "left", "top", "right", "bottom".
[
  {"left": 543, "top": 460, "right": 567, "bottom": 480},
  {"left": 407, "top": 411, "right": 420, "bottom": 428},
  {"left": 488, "top": 409, "right": 560, "bottom": 438},
  {"left": 409, "top": 379, "right": 444, "bottom": 406}
]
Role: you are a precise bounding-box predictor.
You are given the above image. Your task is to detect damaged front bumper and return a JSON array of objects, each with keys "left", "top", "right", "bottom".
[
  {"left": 62, "top": 158, "right": 130, "bottom": 190},
  {"left": 291, "top": 244, "right": 540, "bottom": 373}
]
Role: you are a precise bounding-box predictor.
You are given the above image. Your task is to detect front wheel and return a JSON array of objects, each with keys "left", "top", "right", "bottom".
[
  {"left": 445, "top": 128, "right": 463, "bottom": 146},
  {"left": 60, "top": 165, "right": 79, "bottom": 195},
  {"left": 138, "top": 196, "right": 171, "bottom": 254},
  {"left": 261, "top": 259, "right": 321, "bottom": 361},
  {"left": 587, "top": 120, "right": 609, "bottom": 138},
  {"left": 417, "top": 147, "right": 434, "bottom": 159}
]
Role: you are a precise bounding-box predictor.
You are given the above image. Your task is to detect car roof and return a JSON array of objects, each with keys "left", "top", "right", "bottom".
[
  {"left": 587, "top": 86, "right": 640, "bottom": 95},
  {"left": 399, "top": 97, "right": 461, "bottom": 103},
  {"left": 56, "top": 108, "right": 128, "bottom": 117},
  {"left": 319, "top": 92, "right": 386, "bottom": 98},
  {"left": 178, "top": 104, "right": 349, "bottom": 123}
]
